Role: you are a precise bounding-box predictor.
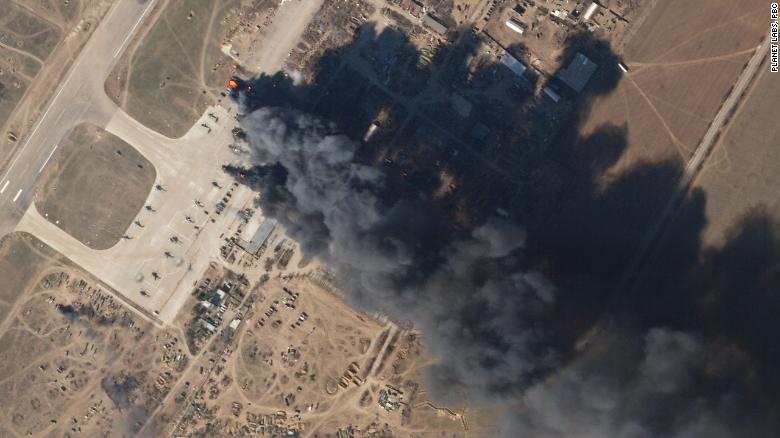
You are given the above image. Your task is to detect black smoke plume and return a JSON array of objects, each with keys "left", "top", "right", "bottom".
[
  {"left": 232, "top": 107, "right": 560, "bottom": 401},
  {"left": 230, "top": 107, "right": 780, "bottom": 437},
  {"left": 226, "top": 26, "right": 780, "bottom": 435}
]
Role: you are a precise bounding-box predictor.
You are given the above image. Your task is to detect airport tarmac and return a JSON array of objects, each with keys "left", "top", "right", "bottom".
[{"left": 16, "top": 105, "right": 253, "bottom": 326}]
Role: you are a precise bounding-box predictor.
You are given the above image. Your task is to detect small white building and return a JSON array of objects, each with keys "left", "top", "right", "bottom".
[
  {"left": 505, "top": 18, "right": 526, "bottom": 35},
  {"left": 363, "top": 121, "right": 380, "bottom": 142},
  {"left": 582, "top": 2, "right": 600, "bottom": 21}
]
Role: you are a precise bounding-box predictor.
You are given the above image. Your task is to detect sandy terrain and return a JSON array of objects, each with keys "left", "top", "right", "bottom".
[
  {"left": 0, "top": 232, "right": 187, "bottom": 437},
  {"left": 692, "top": 69, "right": 780, "bottom": 246},
  {"left": 139, "top": 274, "right": 498, "bottom": 436},
  {"left": 578, "top": 0, "right": 767, "bottom": 182}
]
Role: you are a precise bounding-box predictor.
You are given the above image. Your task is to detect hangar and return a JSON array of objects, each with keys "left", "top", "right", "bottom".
[{"left": 500, "top": 53, "right": 528, "bottom": 78}]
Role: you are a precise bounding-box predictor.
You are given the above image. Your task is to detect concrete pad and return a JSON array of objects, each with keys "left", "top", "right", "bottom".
[{"left": 16, "top": 105, "right": 257, "bottom": 326}]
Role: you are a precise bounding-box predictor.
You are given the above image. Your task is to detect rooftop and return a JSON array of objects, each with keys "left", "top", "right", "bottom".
[
  {"left": 500, "top": 53, "right": 528, "bottom": 78},
  {"left": 556, "top": 52, "right": 599, "bottom": 92},
  {"left": 423, "top": 14, "right": 448, "bottom": 36},
  {"left": 240, "top": 218, "right": 278, "bottom": 255}
]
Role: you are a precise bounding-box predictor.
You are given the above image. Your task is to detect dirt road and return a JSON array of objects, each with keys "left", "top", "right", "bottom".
[{"left": 618, "top": 34, "right": 771, "bottom": 297}]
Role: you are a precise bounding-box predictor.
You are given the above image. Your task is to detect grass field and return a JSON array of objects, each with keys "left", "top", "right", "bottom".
[
  {"left": 692, "top": 70, "right": 780, "bottom": 246},
  {"left": 106, "top": 0, "right": 240, "bottom": 138},
  {"left": 35, "top": 123, "right": 156, "bottom": 250},
  {"left": 578, "top": 0, "right": 767, "bottom": 180}
]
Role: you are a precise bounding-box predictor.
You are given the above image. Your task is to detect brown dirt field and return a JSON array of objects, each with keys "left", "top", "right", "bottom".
[
  {"left": 0, "top": 0, "right": 62, "bottom": 62},
  {"left": 0, "top": 248, "right": 171, "bottom": 437},
  {"left": 34, "top": 123, "right": 156, "bottom": 250},
  {"left": 0, "top": 45, "right": 42, "bottom": 79},
  {"left": 0, "top": 232, "right": 60, "bottom": 322},
  {"left": 0, "top": 72, "right": 29, "bottom": 142},
  {"left": 8, "top": 0, "right": 87, "bottom": 29},
  {"left": 692, "top": 69, "right": 780, "bottom": 246},
  {"left": 233, "top": 278, "right": 383, "bottom": 408},
  {"left": 159, "top": 274, "right": 497, "bottom": 436},
  {"left": 0, "top": 0, "right": 58, "bottom": 126},
  {"left": 623, "top": 1, "right": 766, "bottom": 63},
  {"left": 579, "top": 0, "right": 767, "bottom": 182}
]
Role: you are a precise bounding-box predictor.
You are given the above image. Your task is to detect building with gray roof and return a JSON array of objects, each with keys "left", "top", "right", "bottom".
[{"left": 557, "top": 52, "right": 598, "bottom": 92}]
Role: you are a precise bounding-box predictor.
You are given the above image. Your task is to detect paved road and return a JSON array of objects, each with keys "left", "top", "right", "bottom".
[
  {"left": 617, "top": 34, "right": 771, "bottom": 299},
  {"left": 0, "top": 0, "right": 158, "bottom": 235},
  {"left": 245, "top": 0, "right": 325, "bottom": 73}
]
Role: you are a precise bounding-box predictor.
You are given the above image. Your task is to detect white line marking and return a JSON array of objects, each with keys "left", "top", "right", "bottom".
[
  {"left": 38, "top": 144, "right": 59, "bottom": 174},
  {"left": 12, "top": 189, "right": 22, "bottom": 203},
  {"left": 0, "top": 180, "right": 9, "bottom": 194},
  {"left": 114, "top": 1, "right": 155, "bottom": 58},
  {"left": 0, "top": 0, "right": 156, "bottom": 190},
  {"left": 0, "top": 48, "right": 80, "bottom": 185}
]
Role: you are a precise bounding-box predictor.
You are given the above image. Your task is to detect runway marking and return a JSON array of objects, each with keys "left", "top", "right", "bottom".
[
  {"left": 0, "top": 0, "right": 158, "bottom": 188},
  {"left": 114, "top": 1, "right": 156, "bottom": 58},
  {"left": 54, "top": 109, "right": 66, "bottom": 124},
  {"left": 0, "top": 180, "right": 8, "bottom": 194},
  {"left": 38, "top": 145, "right": 59, "bottom": 174},
  {"left": 0, "top": 39, "right": 81, "bottom": 185},
  {"left": 12, "top": 189, "right": 22, "bottom": 203}
]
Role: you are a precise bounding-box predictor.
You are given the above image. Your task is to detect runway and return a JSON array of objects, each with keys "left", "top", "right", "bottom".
[{"left": 0, "top": 0, "right": 158, "bottom": 235}]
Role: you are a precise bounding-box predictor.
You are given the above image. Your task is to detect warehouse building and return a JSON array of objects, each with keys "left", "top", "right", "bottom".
[
  {"left": 239, "top": 218, "right": 278, "bottom": 255},
  {"left": 556, "top": 52, "right": 598, "bottom": 92},
  {"left": 423, "top": 14, "right": 448, "bottom": 37},
  {"left": 506, "top": 18, "right": 526, "bottom": 35}
]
